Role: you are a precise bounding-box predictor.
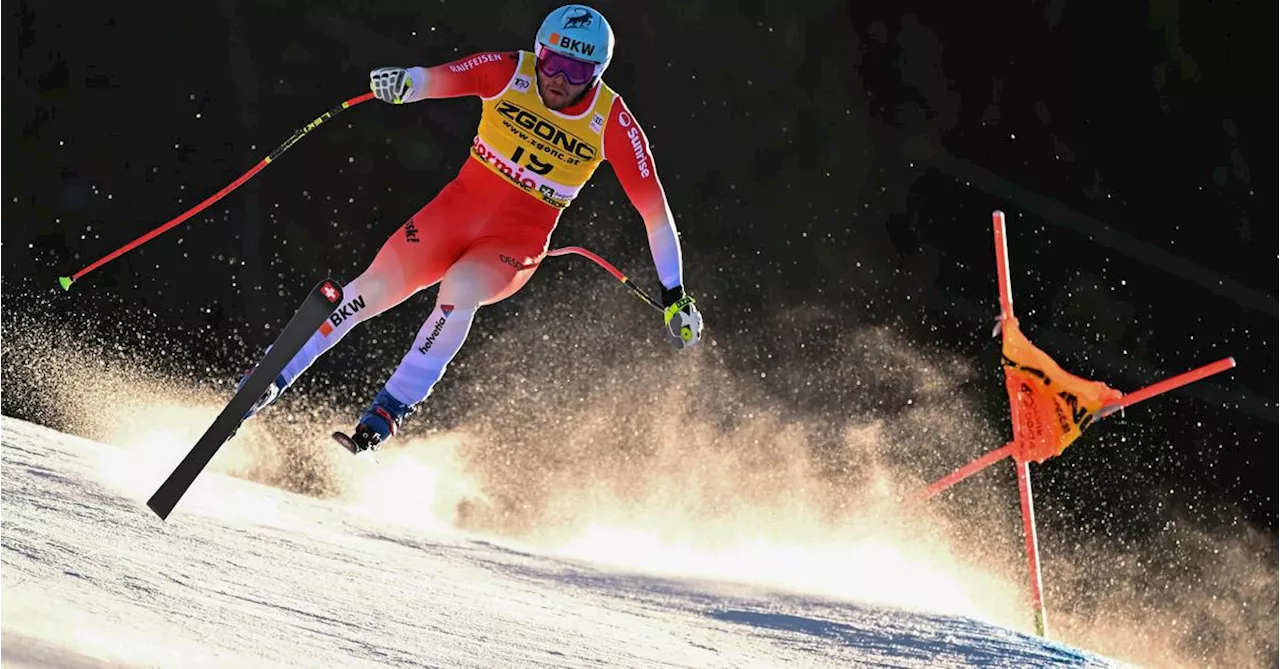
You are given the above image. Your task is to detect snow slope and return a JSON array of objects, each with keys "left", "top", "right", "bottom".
[{"left": 1, "top": 417, "right": 1127, "bottom": 668}]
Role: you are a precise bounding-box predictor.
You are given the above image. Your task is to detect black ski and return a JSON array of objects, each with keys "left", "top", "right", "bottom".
[{"left": 147, "top": 278, "right": 345, "bottom": 520}]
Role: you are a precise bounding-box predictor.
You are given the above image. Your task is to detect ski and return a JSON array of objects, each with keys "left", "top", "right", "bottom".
[{"left": 146, "top": 278, "right": 345, "bottom": 520}]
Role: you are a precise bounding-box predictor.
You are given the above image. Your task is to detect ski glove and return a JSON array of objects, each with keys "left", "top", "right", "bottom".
[
  {"left": 370, "top": 67, "right": 414, "bottom": 104},
  {"left": 661, "top": 285, "right": 703, "bottom": 350}
]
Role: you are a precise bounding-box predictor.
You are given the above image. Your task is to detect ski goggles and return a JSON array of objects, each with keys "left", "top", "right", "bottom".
[{"left": 535, "top": 47, "right": 600, "bottom": 86}]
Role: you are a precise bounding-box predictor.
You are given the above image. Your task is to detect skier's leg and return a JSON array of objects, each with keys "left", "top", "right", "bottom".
[
  {"left": 277, "top": 237, "right": 422, "bottom": 385},
  {"left": 241, "top": 196, "right": 467, "bottom": 418},
  {"left": 351, "top": 240, "right": 544, "bottom": 448}
]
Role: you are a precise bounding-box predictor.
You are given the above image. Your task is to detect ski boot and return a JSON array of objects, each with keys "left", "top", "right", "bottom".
[
  {"left": 333, "top": 388, "right": 417, "bottom": 455},
  {"left": 236, "top": 369, "right": 289, "bottom": 422}
]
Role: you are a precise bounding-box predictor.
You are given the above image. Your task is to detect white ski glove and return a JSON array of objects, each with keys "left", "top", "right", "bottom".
[
  {"left": 661, "top": 286, "right": 703, "bottom": 350},
  {"left": 370, "top": 67, "right": 414, "bottom": 104}
]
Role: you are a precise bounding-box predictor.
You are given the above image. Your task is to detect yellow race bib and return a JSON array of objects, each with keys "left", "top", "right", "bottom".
[{"left": 470, "top": 50, "right": 617, "bottom": 209}]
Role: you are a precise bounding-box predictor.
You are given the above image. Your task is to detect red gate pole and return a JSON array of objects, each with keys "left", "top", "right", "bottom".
[
  {"left": 915, "top": 444, "right": 1015, "bottom": 502},
  {"left": 1015, "top": 457, "right": 1049, "bottom": 637}
]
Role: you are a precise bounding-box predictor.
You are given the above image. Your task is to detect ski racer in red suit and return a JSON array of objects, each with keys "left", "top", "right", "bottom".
[{"left": 240, "top": 5, "right": 703, "bottom": 453}]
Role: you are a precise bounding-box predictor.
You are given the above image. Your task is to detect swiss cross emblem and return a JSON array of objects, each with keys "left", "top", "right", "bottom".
[{"left": 321, "top": 282, "right": 340, "bottom": 302}]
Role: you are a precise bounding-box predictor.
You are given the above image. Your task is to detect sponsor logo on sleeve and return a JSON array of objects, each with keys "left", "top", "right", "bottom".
[
  {"left": 449, "top": 53, "right": 503, "bottom": 73},
  {"left": 617, "top": 112, "right": 651, "bottom": 178}
]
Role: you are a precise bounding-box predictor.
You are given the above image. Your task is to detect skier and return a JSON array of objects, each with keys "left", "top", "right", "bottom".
[{"left": 239, "top": 5, "right": 703, "bottom": 453}]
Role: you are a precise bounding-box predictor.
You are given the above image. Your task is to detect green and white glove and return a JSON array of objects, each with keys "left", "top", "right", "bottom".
[{"left": 661, "top": 285, "right": 703, "bottom": 350}]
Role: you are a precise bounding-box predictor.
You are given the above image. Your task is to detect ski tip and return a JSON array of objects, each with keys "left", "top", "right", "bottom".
[
  {"left": 318, "top": 279, "right": 344, "bottom": 305},
  {"left": 58, "top": 276, "right": 74, "bottom": 291}
]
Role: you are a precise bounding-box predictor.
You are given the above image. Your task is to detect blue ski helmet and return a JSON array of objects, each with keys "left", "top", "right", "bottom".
[{"left": 535, "top": 5, "right": 615, "bottom": 80}]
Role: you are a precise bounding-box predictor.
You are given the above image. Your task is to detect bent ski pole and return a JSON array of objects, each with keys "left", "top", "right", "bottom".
[
  {"left": 545, "top": 246, "right": 664, "bottom": 313},
  {"left": 59, "top": 91, "right": 376, "bottom": 291}
]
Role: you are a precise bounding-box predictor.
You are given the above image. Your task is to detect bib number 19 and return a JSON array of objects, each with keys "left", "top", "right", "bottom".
[{"left": 510, "top": 147, "right": 553, "bottom": 176}]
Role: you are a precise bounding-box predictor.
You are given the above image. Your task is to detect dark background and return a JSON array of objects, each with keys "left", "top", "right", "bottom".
[{"left": 5, "top": 0, "right": 1276, "bottom": 657}]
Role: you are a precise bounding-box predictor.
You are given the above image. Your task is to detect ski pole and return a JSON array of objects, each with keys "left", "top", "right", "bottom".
[
  {"left": 59, "top": 91, "right": 376, "bottom": 291},
  {"left": 545, "top": 246, "right": 665, "bottom": 313}
]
